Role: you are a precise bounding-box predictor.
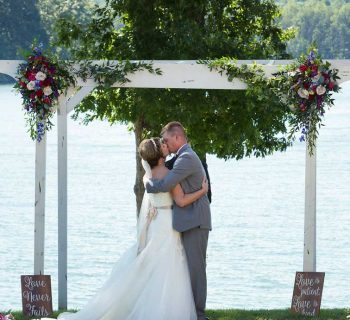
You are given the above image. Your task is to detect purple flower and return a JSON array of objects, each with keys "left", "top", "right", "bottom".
[
  {"left": 35, "top": 80, "right": 42, "bottom": 89},
  {"left": 308, "top": 51, "right": 316, "bottom": 62},
  {"left": 37, "top": 122, "right": 45, "bottom": 142},
  {"left": 33, "top": 42, "right": 43, "bottom": 56},
  {"left": 317, "top": 95, "right": 324, "bottom": 108}
]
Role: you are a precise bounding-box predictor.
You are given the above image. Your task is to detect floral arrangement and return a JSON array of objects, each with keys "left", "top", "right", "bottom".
[
  {"left": 276, "top": 49, "right": 340, "bottom": 153},
  {"left": 201, "top": 48, "right": 341, "bottom": 155},
  {"left": 14, "top": 43, "right": 75, "bottom": 142},
  {"left": 0, "top": 313, "right": 15, "bottom": 320}
]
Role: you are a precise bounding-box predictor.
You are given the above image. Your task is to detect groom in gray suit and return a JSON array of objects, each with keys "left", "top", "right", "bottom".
[{"left": 146, "top": 121, "right": 211, "bottom": 320}]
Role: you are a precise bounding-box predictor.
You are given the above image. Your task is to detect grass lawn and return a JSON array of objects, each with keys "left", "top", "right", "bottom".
[{"left": 3, "top": 309, "right": 349, "bottom": 320}]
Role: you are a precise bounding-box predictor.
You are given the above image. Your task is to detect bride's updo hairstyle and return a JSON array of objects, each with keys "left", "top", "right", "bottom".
[{"left": 138, "top": 138, "right": 163, "bottom": 169}]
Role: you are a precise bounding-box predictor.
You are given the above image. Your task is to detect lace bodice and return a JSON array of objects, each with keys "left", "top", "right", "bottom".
[{"left": 148, "top": 192, "right": 173, "bottom": 207}]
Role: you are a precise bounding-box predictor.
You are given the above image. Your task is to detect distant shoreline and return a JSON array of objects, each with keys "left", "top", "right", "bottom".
[{"left": 0, "top": 74, "right": 15, "bottom": 84}]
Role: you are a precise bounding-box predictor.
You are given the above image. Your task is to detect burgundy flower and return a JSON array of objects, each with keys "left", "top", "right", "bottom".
[
  {"left": 328, "top": 82, "right": 335, "bottom": 90},
  {"left": 36, "top": 89, "right": 44, "bottom": 97},
  {"left": 43, "top": 78, "right": 51, "bottom": 86},
  {"left": 43, "top": 96, "right": 51, "bottom": 104},
  {"left": 322, "top": 72, "right": 329, "bottom": 79},
  {"left": 299, "top": 64, "right": 308, "bottom": 72},
  {"left": 26, "top": 71, "right": 36, "bottom": 81}
]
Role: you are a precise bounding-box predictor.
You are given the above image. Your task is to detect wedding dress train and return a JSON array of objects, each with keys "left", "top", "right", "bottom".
[{"left": 57, "top": 191, "right": 196, "bottom": 320}]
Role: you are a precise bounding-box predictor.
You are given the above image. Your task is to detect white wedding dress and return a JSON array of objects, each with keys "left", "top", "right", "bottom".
[{"left": 57, "top": 190, "right": 196, "bottom": 320}]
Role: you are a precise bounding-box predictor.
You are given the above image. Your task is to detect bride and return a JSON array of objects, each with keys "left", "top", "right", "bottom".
[{"left": 57, "top": 137, "right": 208, "bottom": 320}]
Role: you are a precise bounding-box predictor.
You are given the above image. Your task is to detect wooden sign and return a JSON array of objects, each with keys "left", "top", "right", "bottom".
[
  {"left": 291, "top": 272, "right": 325, "bottom": 316},
  {"left": 21, "top": 275, "right": 53, "bottom": 318}
]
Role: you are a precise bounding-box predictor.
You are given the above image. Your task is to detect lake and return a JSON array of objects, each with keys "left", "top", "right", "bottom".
[{"left": 0, "top": 83, "right": 349, "bottom": 310}]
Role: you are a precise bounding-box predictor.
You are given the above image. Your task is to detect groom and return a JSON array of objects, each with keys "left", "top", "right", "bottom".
[{"left": 146, "top": 121, "right": 211, "bottom": 320}]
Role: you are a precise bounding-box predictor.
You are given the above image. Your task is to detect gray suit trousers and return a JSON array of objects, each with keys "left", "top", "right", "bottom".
[{"left": 182, "top": 227, "right": 209, "bottom": 320}]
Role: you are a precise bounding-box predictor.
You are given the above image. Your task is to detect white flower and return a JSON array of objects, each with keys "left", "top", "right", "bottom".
[
  {"left": 35, "top": 71, "right": 47, "bottom": 81},
  {"left": 297, "top": 88, "right": 309, "bottom": 99},
  {"left": 43, "top": 86, "right": 53, "bottom": 96},
  {"left": 26, "top": 81, "right": 36, "bottom": 90},
  {"left": 316, "top": 85, "right": 326, "bottom": 95}
]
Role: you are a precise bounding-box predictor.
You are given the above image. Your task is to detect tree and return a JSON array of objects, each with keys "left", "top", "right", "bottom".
[
  {"left": 279, "top": 0, "right": 350, "bottom": 58},
  {"left": 55, "top": 0, "right": 294, "bottom": 214},
  {"left": 0, "top": 0, "right": 48, "bottom": 59},
  {"left": 37, "top": 0, "right": 95, "bottom": 45},
  {"left": 0, "top": 0, "right": 94, "bottom": 82}
]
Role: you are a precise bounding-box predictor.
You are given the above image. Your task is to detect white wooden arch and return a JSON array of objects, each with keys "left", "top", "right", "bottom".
[{"left": 1, "top": 59, "right": 350, "bottom": 309}]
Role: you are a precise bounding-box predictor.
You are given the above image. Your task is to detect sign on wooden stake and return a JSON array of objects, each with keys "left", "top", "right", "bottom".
[{"left": 21, "top": 275, "right": 53, "bottom": 318}]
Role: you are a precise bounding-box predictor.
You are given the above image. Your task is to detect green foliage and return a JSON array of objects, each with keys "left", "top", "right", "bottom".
[
  {"left": 55, "top": 0, "right": 293, "bottom": 160},
  {"left": 38, "top": 0, "right": 95, "bottom": 46},
  {"left": 76, "top": 60, "right": 162, "bottom": 88},
  {"left": 0, "top": 0, "right": 48, "bottom": 59},
  {"left": 0, "top": 0, "right": 94, "bottom": 60},
  {"left": 199, "top": 50, "right": 341, "bottom": 157},
  {"left": 279, "top": 0, "right": 350, "bottom": 58}
]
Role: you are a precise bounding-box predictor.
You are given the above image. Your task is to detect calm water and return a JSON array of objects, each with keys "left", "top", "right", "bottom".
[{"left": 0, "top": 83, "right": 349, "bottom": 311}]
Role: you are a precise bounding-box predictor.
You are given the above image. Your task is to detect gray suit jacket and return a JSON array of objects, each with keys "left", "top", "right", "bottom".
[{"left": 146, "top": 144, "right": 211, "bottom": 232}]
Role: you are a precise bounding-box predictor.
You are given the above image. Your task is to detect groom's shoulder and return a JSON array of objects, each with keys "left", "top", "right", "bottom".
[
  {"left": 179, "top": 146, "right": 201, "bottom": 163},
  {"left": 179, "top": 145, "right": 195, "bottom": 157}
]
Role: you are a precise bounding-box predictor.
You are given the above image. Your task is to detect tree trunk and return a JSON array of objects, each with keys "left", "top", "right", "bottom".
[{"left": 133, "top": 118, "right": 145, "bottom": 217}]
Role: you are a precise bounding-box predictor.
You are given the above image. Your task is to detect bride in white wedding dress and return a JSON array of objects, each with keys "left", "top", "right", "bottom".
[{"left": 57, "top": 138, "right": 208, "bottom": 320}]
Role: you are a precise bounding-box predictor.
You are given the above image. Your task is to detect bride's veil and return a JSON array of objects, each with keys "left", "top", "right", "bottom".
[{"left": 136, "top": 159, "right": 152, "bottom": 253}]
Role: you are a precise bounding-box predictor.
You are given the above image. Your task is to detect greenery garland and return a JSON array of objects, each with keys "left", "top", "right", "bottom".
[
  {"left": 199, "top": 49, "right": 340, "bottom": 155},
  {"left": 15, "top": 43, "right": 340, "bottom": 156}
]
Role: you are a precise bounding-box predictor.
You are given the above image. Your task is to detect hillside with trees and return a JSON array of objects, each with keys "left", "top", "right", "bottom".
[{"left": 278, "top": 0, "right": 350, "bottom": 58}]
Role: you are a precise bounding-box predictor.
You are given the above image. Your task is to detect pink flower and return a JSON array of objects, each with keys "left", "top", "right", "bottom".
[
  {"left": 316, "top": 85, "right": 326, "bottom": 95},
  {"left": 26, "top": 81, "right": 35, "bottom": 90},
  {"left": 43, "top": 86, "right": 53, "bottom": 96},
  {"left": 35, "top": 71, "right": 47, "bottom": 81},
  {"left": 298, "top": 88, "right": 309, "bottom": 99}
]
